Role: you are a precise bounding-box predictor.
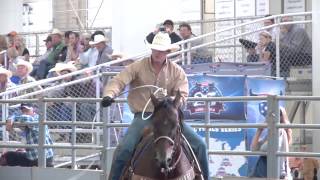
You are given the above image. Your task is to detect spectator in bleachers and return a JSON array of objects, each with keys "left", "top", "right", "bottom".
[
  {"left": 280, "top": 16, "right": 312, "bottom": 76},
  {"left": 65, "top": 31, "right": 81, "bottom": 64},
  {"left": 146, "top": 19, "right": 182, "bottom": 44},
  {"left": 3, "top": 103, "right": 54, "bottom": 167},
  {"left": 6, "top": 31, "right": 17, "bottom": 48},
  {"left": 0, "top": 67, "right": 15, "bottom": 93},
  {"left": 33, "top": 36, "right": 53, "bottom": 65},
  {"left": 178, "top": 22, "right": 212, "bottom": 64},
  {"left": 13, "top": 58, "right": 42, "bottom": 96},
  {"left": 64, "top": 31, "right": 72, "bottom": 45},
  {"left": 36, "top": 29, "right": 67, "bottom": 79},
  {"left": 263, "top": 14, "right": 277, "bottom": 40},
  {"left": 13, "top": 35, "right": 30, "bottom": 62},
  {"left": 7, "top": 47, "right": 19, "bottom": 73},
  {"left": 239, "top": 39, "right": 259, "bottom": 63},
  {"left": 89, "top": 34, "right": 113, "bottom": 65},
  {"left": 79, "top": 32, "right": 100, "bottom": 68},
  {"left": 257, "top": 31, "right": 276, "bottom": 75},
  {"left": 0, "top": 35, "right": 8, "bottom": 67}
]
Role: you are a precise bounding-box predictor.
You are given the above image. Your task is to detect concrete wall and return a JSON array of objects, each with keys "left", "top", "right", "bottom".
[{"left": 0, "top": 0, "right": 23, "bottom": 34}]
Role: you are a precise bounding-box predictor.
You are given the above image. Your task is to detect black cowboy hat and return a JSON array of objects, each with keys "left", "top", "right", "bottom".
[{"left": 239, "top": 39, "right": 257, "bottom": 49}]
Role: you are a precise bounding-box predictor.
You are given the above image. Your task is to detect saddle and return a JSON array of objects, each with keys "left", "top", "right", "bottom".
[{"left": 121, "top": 133, "right": 203, "bottom": 180}]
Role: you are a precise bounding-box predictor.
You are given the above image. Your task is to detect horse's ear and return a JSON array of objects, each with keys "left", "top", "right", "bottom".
[
  {"left": 173, "top": 90, "right": 182, "bottom": 108},
  {"left": 150, "top": 93, "right": 159, "bottom": 107}
]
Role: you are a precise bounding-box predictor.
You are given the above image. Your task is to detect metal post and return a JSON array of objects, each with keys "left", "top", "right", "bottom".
[
  {"left": 96, "top": 67, "right": 101, "bottom": 145},
  {"left": 187, "top": 42, "right": 192, "bottom": 65},
  {"left": 181, "top": 44, "right": 186, "bottom": 65},
  {"left": 101, "top": 106, "right": 110, "bottom": 180},
  {"left": 301, "top": 101, "right": 307, "bottom": 145},
  {"left": 204, "top": 101, "right": 210, "bottom": 149},
  {"left": 71, "top": 102, "right": 77, "bottom": 169},
  {"left": 266, "top": 95, "right": 280, "bottom": 178},
  {"left": 35, "top": 34, "right": 40, "bottom": 57},
  {"left": 275, "top": 17, "right": 281, "bottom": 77},
  {"left": 38, "top": 99, "right": 46, "bottom": 167}
]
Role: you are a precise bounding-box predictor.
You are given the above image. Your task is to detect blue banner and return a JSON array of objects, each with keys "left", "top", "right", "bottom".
[
  {"left": 184, "top": 74, "right": 245, "bottom": 120},
  {"left": 197, "top": 127, "right": 247, "bottom": 177}
]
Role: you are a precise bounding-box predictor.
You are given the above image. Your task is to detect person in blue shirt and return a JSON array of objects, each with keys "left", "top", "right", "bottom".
[{"left": 3, "top": 103, "right": 54, "bottom": 167}]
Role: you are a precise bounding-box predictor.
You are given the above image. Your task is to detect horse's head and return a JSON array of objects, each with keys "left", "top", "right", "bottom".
[{"left": 150, "top": 91, "right": 183, "bottom": 170}]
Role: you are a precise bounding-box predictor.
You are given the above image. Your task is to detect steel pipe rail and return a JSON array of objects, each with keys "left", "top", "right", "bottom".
[{"left": 208, "top": 150, "right": 267, "bottom": 156}]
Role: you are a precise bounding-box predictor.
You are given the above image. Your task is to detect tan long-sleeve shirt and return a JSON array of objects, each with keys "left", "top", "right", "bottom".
[{"left": 103, "top": 57, "right": 189, "bottom": 113}]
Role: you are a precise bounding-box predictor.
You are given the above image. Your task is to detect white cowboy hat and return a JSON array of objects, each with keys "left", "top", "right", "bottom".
[
  {"left": 0, "top": 67, "right": 12, "bottom": 78},
  {"left": 49, "top": 62, "right": 77, "bottom": 73},
  {"left": 15, "top": 58, "right": 33, "bottom": 74},
  {"left": 89, "top": 34, "right": 108, "bottom": 45},
  {"left": 51, "top": 28, "right": 63, "bottom": 36},
  {"left": 147, "top": 32, "right": 180, "bottom": 52}
]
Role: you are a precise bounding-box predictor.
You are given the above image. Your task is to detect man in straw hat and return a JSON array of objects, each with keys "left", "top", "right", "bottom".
[
  {"left": 102, "top": 32, "right": 209, "bottom": 180},
  {"left": 89, "top": 34, "right": 113, "bottom": 65},
  {"left": 14, "top": 57, "right": 42, "bottom": 96}
]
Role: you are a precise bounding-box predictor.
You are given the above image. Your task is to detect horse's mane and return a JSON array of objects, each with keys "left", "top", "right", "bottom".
[{"left": 152, "top": 96, "right": 184, "bottom": 130}]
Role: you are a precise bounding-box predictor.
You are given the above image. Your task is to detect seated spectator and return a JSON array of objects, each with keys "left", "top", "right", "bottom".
[
  {"left": 239, "top": 39, "right": 259, "bottom": 63},
  {"left": 178, "top": 22, "right": 211, "bottom": 64},
  {"left": 6, "top": 31, "right": 18, "bottom": 48},
  {"left": 33, "top": 36, "right": 53, "bottom": 65},
  {"left": 146, "top": 19, "right": 182, "bottom": 44},
  {"left": 6, "top": 47, "right": 19, "bottom": 73},
  {"left": 65, "top": 31, "right": 81, "bottom": 63},
  {"left": 89, "top": 34, "right": 113, "bottom": 65},
  {"left": 0, "top": 35, "right": 8, "bottom": 67},
  {"left": 257, "top": 31, "right": 276, "bottom": 75},
  {"left": 13, "top": 35, "right": 30, "bottom": 62},
  {"left": 0, "top": 67, "right": 15, "bottom": 94},
  {"left": 36, "top": 29, "right": 67, "bottom": 79},
  {"left": 12, "top": 58, "right": 42, "bottom": 96},
  {"left": 280, "top": 16, "right": 312, "bottom": 76},
  {"left": 4, "top": 103, "right": 54, "bottom": 167},
  {"left": 79, "top": 32, "right": 99, "bottom": 68}
]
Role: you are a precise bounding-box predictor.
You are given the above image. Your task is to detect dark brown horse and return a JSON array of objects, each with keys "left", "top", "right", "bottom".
[{"left": 121, "top": 92, "right": 203, "bottom": 180}]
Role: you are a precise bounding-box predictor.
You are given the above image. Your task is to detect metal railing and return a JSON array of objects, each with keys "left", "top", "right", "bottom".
[{"left": 1, "top": 95, "right": 320, "bottom": 179}]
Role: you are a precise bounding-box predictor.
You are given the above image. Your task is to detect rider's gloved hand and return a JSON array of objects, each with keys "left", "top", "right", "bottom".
[{"left": 101, "top": 96, "right": 115, "bottom": 107}]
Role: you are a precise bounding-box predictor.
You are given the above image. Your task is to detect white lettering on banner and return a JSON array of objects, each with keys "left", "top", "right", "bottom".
[
  {"left": 215, "top": 0, "right": 234, "bottom": 19},
  {"left": 196, "top": 128, "right": 242, "bottom": 132},
  {"left": 256, "top": 0, "right": 269, "bottom": 16}
]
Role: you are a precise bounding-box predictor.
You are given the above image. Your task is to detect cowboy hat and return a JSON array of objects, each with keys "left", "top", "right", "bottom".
[
  {"left": 49, "top": 62, "right": 77, "bottom": 73},
  {"left": 0, "top": 67, "right": 12, "bottom": 78},
  {"left": 89, "top": 34, "right": 108, "bottom": 45},
  {"left": 20, "top": 103, "right": 34, "bottom": 110},
  {"left": 51, "top": 28, "right": 63, "bottom": 36},
  {"left": 239, "top": 38, "right": 257, "bottom": 49},
  {"left": 15, "top": 58, "right": 33, "bottom": 74},
  {"left": 147, "top": 32, "right": 180, "bottom": 52}
]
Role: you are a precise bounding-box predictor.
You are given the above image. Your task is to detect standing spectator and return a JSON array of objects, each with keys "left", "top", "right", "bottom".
[
  {"left": 263, "top": 15, "right": 277, "bottom": 40},
  {"left": 280, "top": 16, "right": 312, "bottom": 76},
  {"left": 250, "top": 107, "right": 292, "bottom": 179},
  {"left": 146, "top": 19, "right": 182, "bottom": 44},
  {"left": 36, "top": 29, "right": 67, "bottom": 79},
  {"left": 13, "top": 35, "right": 30, "bottom": 62},
  {"left": 65, "top": 31, "right": 81, "bottom": 63},
  {"left": 4, "top": 103, "right": 54, "bottom": 167},
  {"left": 178, "top": 22, "right": 211, "bottom": 64},
  {"left": 89, "top": 34, "right": 113, "bottom": 65}
]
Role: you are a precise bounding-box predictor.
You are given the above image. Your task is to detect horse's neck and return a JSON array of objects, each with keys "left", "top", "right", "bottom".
[{"left": 129, "top": 135, "right": 193, "bottom": 179}]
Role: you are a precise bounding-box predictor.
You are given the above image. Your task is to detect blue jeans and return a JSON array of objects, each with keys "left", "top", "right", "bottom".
[{"left": 109, "top": 113, "right": 209, "bottom": 180}]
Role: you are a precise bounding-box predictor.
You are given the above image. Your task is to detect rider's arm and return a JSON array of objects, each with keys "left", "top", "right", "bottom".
[{"left": 103, "top": 61, "right": 138, "bottom": 98}]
